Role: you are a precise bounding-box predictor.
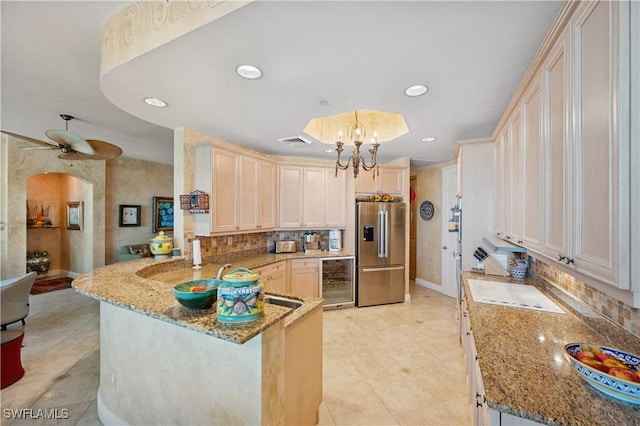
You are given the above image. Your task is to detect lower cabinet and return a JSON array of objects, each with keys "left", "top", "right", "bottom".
[
  {"left": 253, "top": 261, "right": 288, "bottom": 293},
  {"left": 460, "top": 299, "right": 542, "bottom": 426},
  {"left": 289, "top": 258, "right": 319, "bottom": 297}
]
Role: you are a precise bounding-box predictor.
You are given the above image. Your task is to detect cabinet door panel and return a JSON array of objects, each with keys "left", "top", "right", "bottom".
[
  {"left": 325, "top": 168, "right": 347, "bottom": 227},
  {"left": 238, "top": 156, "right": 258, "bottom": 230},
  {"left": 521, "top": 81, "right": 543, "bottom": 253},
  {"left": 213, "top": 150, "right": 238, "bottom": 232},
  {"left": 510, "top": 112, "right": 523, "bottom": 243},
  {"left": 380, "top": 168, "right": 403, "bottom": 195},
  {"left": 302, "top": 167, "right": 326, "bottom": 227},
  {"left": 502, "top": 126, "right": 512, "bottom": 240},
  {"left": 291, "top": 269, "right": 319, "bottom": 297},
  {"left": 259, "top": 161, "right": 276, "bottom": 229},
  {"left": 572, "top": 0, "right": 622, "bottom": 286},
  {"left": 279, "top": 166, "right": 303, "bottom": 228},
  {"left": 544, "top": 33, "right": 569, "bottom": 260}
]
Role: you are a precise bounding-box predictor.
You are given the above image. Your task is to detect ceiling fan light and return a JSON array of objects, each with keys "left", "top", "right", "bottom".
[
  {"left": 405, "top": 85, "right": 428, "bottom": 97},
  {"left": 144, "top": 97, "right": 168, "bottom": 108}
]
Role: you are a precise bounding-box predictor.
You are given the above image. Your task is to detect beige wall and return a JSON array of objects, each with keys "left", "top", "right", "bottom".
[
  {"left": 1, "top": 136, "right": 105, "bottom": 279},
  {"left": 412, "top": 160, "right": 456, "bottom": 287},
  {"left": 105, "top": 157, "right": 174, "bottom": 264},
  {"left": 0, "top": 135, "right": 173, "bottom": 278}
]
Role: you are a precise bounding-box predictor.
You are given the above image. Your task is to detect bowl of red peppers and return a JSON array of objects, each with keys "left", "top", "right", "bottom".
[{"left": 173, "top": 279, "right": 220, "bottom": 310}]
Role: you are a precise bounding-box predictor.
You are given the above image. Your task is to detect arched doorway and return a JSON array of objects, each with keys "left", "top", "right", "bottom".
[
  {"left": 1, "top": 135, "right": 106, "bottom": 279},
  {"left": 26, "top": 173, "right": 93, "bottom": 278}
]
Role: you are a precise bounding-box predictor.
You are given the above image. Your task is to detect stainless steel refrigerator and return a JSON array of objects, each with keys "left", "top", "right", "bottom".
[{"left": 356, "top": 201, "right": 406, "bottom": 307}]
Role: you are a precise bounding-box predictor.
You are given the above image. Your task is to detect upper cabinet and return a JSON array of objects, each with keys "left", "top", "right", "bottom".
[
  {"left": 492, "top": 0, "right": 637, "bottom": 303},
  {"left": 193, "top": 142, "right": 277, "bottom": 235},
  {"left": 278, "top": 164, "right": 348, "bottom": 229},
  {"left": 569, "top": 0, "right": 630, "bottom": 289},
  {"left": 520, "top": 77, "right": 543, "bottom": 254},
  {"left": 354, "top": 166, "right": 403, "bottom": 195},
  {"left": 542, "top": 29, "right": 569, "bottom": 264}
]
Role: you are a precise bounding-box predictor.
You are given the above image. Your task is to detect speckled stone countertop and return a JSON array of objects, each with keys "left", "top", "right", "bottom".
[
  {"left": 73, "top": 249, "right": 350, "bottom": 344},
  {"left": 463, "top": 272, "right": 640, "bottom": 425}
]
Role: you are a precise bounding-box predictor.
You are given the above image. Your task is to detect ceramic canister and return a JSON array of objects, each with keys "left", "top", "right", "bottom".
[
  {"left": 216, "top": 267, "right": 264, "bottom": 323},
  {"left": 150, "top": 231, "right": 173, "bottom": 256}
]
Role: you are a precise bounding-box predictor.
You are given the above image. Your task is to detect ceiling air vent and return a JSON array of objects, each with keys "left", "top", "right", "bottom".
[{"left": 277, "top": 135, "right": 313, "bottom": 147}]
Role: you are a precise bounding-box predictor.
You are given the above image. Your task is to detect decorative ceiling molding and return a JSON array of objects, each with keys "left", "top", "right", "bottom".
[{"left": 100, "top": 0, "right": 252, "bottom": 77}]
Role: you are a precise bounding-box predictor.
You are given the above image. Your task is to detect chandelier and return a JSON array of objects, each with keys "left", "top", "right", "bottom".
[{"left": 335, "top": 111, "right": 380, "bottom": 179}]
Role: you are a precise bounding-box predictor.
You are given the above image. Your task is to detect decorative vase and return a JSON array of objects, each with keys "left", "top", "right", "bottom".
[
  {"left": 150, "top": 231, "right": 173, "bottom": 257},
  {"left": 26, "top": 251, "right": 50, "bottom": 277}
]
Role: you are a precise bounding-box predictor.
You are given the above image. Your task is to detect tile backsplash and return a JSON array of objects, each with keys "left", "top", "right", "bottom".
[
  {"left": 182, "top": 230, "right": 332, "bottom": 259},
  {"left": 530, "top": 258, "right": 639, "bottom": 338}
]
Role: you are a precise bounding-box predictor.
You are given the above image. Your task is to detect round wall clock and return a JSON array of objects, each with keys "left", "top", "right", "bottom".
[{"left": 419, "top": 200, "right": 434, "bottom": 221}]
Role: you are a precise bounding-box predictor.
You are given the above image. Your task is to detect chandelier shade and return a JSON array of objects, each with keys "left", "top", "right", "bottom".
[
  {"left": 303, "top": 110, "right": 408, "bottom": 179},
  {"left": 302, "top": 109, "right": 409, "bottom": 145}
]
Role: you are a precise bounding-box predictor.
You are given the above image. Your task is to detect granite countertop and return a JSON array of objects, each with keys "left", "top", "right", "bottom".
[
  {"left": 462, "top": 272, "right": 640, "bottom": 425},
  {"left": 72, "top": 249, "right": 349, "bottom": 344}
]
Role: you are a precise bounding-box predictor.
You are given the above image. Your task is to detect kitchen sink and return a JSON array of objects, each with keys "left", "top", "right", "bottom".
[{"left": 264, "top": 295, "right": 303, "bottom": 310}]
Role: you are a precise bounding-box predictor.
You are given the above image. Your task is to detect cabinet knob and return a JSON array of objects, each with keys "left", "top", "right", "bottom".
[
  {"left": 442, "top": 245, "right": 448, "bottom": 250},
  {"left": 557, "top": 254, "right": 566, "bottom": 262},
  {"left": 565, "top": 257, "right": 574, "bottom": 265}
]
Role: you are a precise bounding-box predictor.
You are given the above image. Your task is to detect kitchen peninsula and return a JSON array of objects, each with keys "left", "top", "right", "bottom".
[{"left": 72, "top": 249, "right": 343, "bottom": 425}]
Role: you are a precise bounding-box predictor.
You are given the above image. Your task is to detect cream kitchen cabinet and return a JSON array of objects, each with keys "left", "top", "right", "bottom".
[
  {"left": 278, "top": 164, "right": 347, "bottom": 229},
  {"left": 253, "top": 260, "right": 287, "bottom": 293},
  {"left": 541, "top": 28, "right": 569, "bottom": 263},
  {"left": 192, "top": 143, "right": 277, "bottom": 235},
  {"left": 289, "top": 258, "right": 319, "bottom": 298},
  {"left": 564, "top": 0, "right": 631, "bottom": 290},
  {"left": 520, "top": 77, "right": 544, "bottom": 254},
  {"left": 492, "top": 0, "right": 638, "bottom": 304},
  {"left": 354, "top": 166, "right": 403, "bottom": 194}
]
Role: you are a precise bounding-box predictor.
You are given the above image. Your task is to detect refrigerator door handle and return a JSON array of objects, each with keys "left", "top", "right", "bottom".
[
  {"left": 362, "top": 266, "right": 405, "bottom": 272},
  {"left": 377, "top": 210, "right": 385, "bottom": 258},
  {"left": 383, "top": 210, "right": 389, "bottom": 258}
]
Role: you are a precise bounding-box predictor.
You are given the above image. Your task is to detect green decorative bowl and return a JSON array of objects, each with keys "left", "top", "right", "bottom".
[{"left": 173, "top": 279, "right": 220, "bottom": 310}]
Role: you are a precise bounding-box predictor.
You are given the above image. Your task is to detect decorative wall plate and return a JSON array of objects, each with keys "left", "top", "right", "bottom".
[{"left": 420, "top": 200, "right": 434, "bottom": 221}]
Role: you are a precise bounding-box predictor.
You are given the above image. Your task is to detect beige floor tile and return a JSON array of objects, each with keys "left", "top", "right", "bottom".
[
  {"left": 1, "top": 282, "right": 469, "bottom": 426},
  {"left": 323, "top": 380, "right": 395, "bottom": 425}
]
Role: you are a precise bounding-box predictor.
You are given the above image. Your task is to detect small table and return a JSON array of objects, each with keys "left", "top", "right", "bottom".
[{"left": 1, "top": 330, "right": 25, "bottom": 388}]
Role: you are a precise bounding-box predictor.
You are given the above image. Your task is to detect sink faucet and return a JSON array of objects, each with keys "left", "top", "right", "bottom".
[{"left": 216, "top": 264, "right": 232, "bottom": 280}]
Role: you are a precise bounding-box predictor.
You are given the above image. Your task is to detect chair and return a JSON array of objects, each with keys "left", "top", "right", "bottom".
[{"left": 1, "top": 272, "right": 37, "bottom": 330}]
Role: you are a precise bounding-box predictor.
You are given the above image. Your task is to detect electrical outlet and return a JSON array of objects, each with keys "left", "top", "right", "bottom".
[
  {"left": 110, "top": 368, "right": 117, "bottom": 388},
  {"left": 227, "top": 236, "right": 233, "bottom": 245}
]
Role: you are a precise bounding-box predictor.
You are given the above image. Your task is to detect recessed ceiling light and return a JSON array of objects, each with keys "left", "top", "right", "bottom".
[
  {"left": 422, "top": 136, "right": 437, "bottom": 142},
  {"left": 144, "top": 97, "right": 167, "bottom": 108},
  {"left": 236, "top": 64, "right": 262, "bottom": 80},
  {"left": 323, "top": 148, "right": 335, "bottom": 153},
  {"left": 405, "top": 85, "right": 428, "bottom": 97},
  {"left": 319, "top": 99, "right": 329, "bottom": 106}
]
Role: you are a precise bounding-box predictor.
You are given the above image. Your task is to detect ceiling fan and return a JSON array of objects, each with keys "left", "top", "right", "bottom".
[{"left": 1, "top": 114, "right": 123, "bottom": 160}]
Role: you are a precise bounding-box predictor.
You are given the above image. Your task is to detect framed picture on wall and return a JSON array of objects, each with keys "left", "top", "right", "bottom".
[
  {"left": 119, "top": 205, "right": 141, "bottom": 227},
  {"left": 66, "top": 201, "right": 83, "bottom": 231},
  {"left": 152, "top": 196, "right": 174, "bottom": 233}
]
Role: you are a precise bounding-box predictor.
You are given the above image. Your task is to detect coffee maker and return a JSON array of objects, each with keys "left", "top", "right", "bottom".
[
  {"left": 303, "top": 232, "right": 320, "bottom": 252},
  {"left": 328, "top": 229, "right": 342, "bottom": 252}
]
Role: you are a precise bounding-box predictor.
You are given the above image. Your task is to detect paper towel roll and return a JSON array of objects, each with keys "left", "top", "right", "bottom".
[{"left": 193, "top": 239, "right": 202, "bottom": 267}]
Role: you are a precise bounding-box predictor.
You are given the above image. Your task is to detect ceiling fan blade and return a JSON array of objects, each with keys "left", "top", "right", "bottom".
[
  {"left": 1, "top": 130, "right": 57, "bottom": 147},
  {"left": 45, "top": 130, "right": 95, "bottom": 155},
  {"left": 21, "top": 146, "right": 58, "bottom": 150},
  {"left": 58, "top": 139, "right": 122, "bottom": 161}
]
